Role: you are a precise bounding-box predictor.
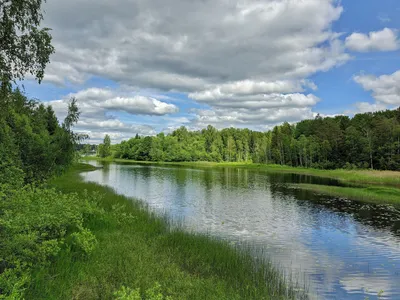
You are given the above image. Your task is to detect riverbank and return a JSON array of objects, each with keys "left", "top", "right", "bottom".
[
  {"left": 82, "top": 156, "right": 400, "bottom": 187},
  {"left": 26, "top": 163, "right": 304, "bottom": 299},
  {"left": 82, "top": 157, "right": 400, "bottom": 207},
  {"left": 293, "top": 184, "right": 400, "bottom": 207}
]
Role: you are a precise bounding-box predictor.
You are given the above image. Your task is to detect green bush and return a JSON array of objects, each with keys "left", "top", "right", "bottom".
[
  {"left": 0, "top": 188, "right": 103, "bottom": 298},
  {"left": 70, "top": 228, "right": 98, "bottom": 255},
  {"left": 114, "top": 286, "right": 142, "bottom": 300}
]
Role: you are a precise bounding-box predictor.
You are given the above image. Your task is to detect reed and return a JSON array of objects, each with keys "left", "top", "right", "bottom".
[
  {"left": 293, "top": 184, "right": 400, "bottom": 207},
  {"left": 26, "top": 163, "right": 307, "bottom": 299}
]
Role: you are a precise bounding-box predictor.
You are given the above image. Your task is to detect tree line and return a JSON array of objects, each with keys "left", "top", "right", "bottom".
[
  {"left": 0, "top": 90, "right": 82, "bottom": 189},
  {"left": 0, "top": 1, "right": 100, "bottom": 297},
  {"left": 0, "top": 87, "right": 90, "bottom": 297},
  {"left": 107, "top": 108, "right": 400, "bottom": 170}
]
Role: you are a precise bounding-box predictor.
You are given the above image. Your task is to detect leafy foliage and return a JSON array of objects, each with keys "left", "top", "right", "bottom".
[
  {"left": 0, "top": 2, "right": 89, "bottom": 296},
  {"left": 113, "top": 108, "right": 400, "bottom": 170},
  {"left": 98, "top": 134, "right": 112, "bottom": 158},
  {"left": 0, "top": 89, "right": 81, "bottom": 185},
  {"left": 0, "top": 89, "right": 85, "bottom": 298},
  {"left": 0, "top": 188, "right": 102, "bottom": 299},
  {"left": 0, "top": 0, "right": 54, "bottom": 89}
]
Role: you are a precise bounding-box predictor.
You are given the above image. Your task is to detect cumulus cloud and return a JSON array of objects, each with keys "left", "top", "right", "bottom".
[
  {"left": 51, "top": 87, "right": 178, "bottom": 117},
  {"left": 46, "top": 87, "right": 176, "bottom": 143},
  {"left": 354, "top": 70, "right": 400, "bottom": 105},
  {"left": 187, "top": 78, "right": 320, "bottom": 125},
  {"left": 67, "top": 118, "right": 156, "bottom": 144},
  {"left": 188, "top": 78, "right": 319, "bottom": 110},
  {"left": 193, "top": 93, "right": 319, "bottom": 110},
  {"left": 41, "top": 0, "right": 348, "bottom": 91},
  {"left": 352, "top": 102, "right": 388, "bottom": 113},
  {"left": 345, "top": 28, "right": 399, "bottom": 52},
  {"left": 75, "top": 126, "right": 156, "bottom": 144},
  {"left": 101, "top": 96, "right": 178, "bottom": 115},
  {"left": 34, "top": 0, "right": 359, "bottom": 136},
  {"left": 189, "top": 80, "right": 315, "bottom": 100},
  {"left": 190, "top": 106, "right": 316, "bottom": 131}
]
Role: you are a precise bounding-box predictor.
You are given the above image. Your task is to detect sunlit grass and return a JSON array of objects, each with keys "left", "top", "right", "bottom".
[
  {"left": 27, "top": 163, "right": 306, "bottom": 299},
  {"left": 293, "top": 184, "right": 400, "bottom": 207}
]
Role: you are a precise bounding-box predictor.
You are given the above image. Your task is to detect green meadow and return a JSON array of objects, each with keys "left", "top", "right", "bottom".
[{"left": 23, "top": 163, "right": 305, "bottom": 299}]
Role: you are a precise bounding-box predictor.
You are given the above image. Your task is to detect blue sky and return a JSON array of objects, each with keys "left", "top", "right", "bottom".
[
  {"left": 22, "top": 0, "right": 400, "bottom": 143},
  {"left": 312, "top": 0, "right": 400, "bottom": 114}
]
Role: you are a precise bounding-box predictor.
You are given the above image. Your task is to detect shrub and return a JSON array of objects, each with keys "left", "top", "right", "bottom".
[
  {"left": 0, "top": 188, "right": 102, "bottom": 298},
  {"left": 70, "top": 228, "right": 98, "bottom": 255},
  {"left": 114, "top": 286, "right": 141, "bottom": 300}
]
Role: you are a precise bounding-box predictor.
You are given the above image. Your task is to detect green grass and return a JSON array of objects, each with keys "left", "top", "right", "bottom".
[
  {"left": 82, "top": 156, "right": 400, "bottom": 187},
  {"left": 26, "top": 163, "right": 305, "bottom": 300},
  {"left": 293, "top": 184, "right": 400, "bottom": 207}
]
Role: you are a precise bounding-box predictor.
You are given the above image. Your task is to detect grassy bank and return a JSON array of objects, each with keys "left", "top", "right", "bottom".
[
  {"left": 82, "top": 156, "right": 400, "bottom": 187},
  {"left": 25, "top": 163, "right": 304, "bottom": 300},
  {"left": 292, "top": 184, "right": 400, "bottom": 207}
]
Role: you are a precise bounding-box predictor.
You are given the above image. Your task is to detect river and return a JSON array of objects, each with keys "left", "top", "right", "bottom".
[{"left": 82, "top": 161, "right": 400, "bottom": 299}]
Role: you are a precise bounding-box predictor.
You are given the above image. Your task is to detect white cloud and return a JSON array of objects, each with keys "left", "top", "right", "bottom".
[
  {"left": 34, "top": 0, "right": 360, "bottom": 136},
  {"left": 189, "top": 80, "right": 313, "bottom": 100},
  {"left": 353, "top": 102, "right": 388, "bottom": 113},
  {"left": 101, "top": 96, "right": 178, "bottom": 115},
  {"left": 52, "top": 87, "right": 178, "bottom": 117},
  {"left": 345, "top": 28, "right": 399, "bottom": 52},
  {"left": 354, "top": 70, "right": 400, "bottom": 105},
  {"left": 46, "top": 87, "right": 175, "bottom": 143},
  {"left": 41, "top": 0, "right": 348, "bottom": 91},
  {"left": 190, "top": 106, "right": 316, "bottom": 130},
  {"left": 193, "top": 93, "right": 320, "bottom": 110},
  {"left": 76, "top": 126, "right": 156, "bottom": 144},
  {"left": 74, "top": 121, "right": 157, "bottom": 144},
  {"left": 187, "top": 78, "right": 320, "bottom": 126}
]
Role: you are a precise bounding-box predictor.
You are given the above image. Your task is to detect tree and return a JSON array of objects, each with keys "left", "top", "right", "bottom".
[
  {"left": 0, "top": 90, "right": 82, "bottom": 185},
  {"left": 82, "top": 144, "right": 91, "bottom": 155},
  {"left": 0, "top": 0, "right": 55, "bottom": 92},
  {"left": 98, "top": 134, "right": 111, "bottom": 158},
  {"left": 52, "top": 98, "right": 85, "bottom": 170},
  {"left": 110, "top": 107, "right": 400, "bottom": 171}
]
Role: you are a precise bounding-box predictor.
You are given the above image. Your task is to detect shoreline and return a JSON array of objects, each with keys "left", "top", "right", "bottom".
[
  {"left": 82, "top": 156, "right": 400, "bottom": 206},
  {"left": 28, "top": 163, "right": 304, "bottom": 299},
  {"left": 81, "top": 156, "right": 400, "bottom": 186}
]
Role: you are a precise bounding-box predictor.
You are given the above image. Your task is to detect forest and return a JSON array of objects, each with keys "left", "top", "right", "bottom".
[
  {"left": 0, "top": 90, "right": 82, "bottom": 187},
  {"left": 109, "top": 108, "right": 400, "bottom": 171},
  {"left": 0, "top": 3, "right": 299, "bottom": 296},
  {"left": 1, "top": 0, "right": 400, "bottom": 298}
]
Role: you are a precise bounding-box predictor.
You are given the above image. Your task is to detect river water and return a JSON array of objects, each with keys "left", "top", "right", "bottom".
[{"left": 82, "top": 161, "right": 400, "bottom": 299}]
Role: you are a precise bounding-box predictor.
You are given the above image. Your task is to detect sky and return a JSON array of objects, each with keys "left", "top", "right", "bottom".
[{"left": 23, "top": 0, "right": 400, "bottom": 144}]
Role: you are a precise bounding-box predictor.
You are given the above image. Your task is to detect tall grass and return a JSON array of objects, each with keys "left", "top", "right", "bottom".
[
  {"left": 293, "top": 184, "right": 400, "bottom": 207},
  {"left": 26, "top": 163, "right": 307, "bottom": 299}
]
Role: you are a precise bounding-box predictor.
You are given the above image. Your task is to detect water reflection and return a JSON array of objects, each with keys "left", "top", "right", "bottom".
[
  {"left": 82, "top": 162, "right": 400, "bottom": 300},
  {"left": 277, "top": 185, "right": 400, "bottom": 236}
]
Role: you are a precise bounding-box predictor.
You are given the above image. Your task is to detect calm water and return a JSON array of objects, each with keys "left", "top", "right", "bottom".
[{"left": 82, "top": 161, "right": 400, "bottom": 300}]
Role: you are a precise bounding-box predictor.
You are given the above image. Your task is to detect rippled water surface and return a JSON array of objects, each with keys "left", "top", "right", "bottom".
[{"left": 82, "top": 161, "right": 400, "bottom": 299}]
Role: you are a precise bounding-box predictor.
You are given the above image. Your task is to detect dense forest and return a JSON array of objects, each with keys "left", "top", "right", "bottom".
[
  {"left": 110, "top": 108, "right": 400, "bottom": 170},
  {"left": 0, "top": 89, "right": 90, "bottom": 297},
  {"left": 0, "top": 90, "right": 82, "bottom": 187},
  {"left": 0, "top": 1, "right": 97, "bottom": 297}
]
